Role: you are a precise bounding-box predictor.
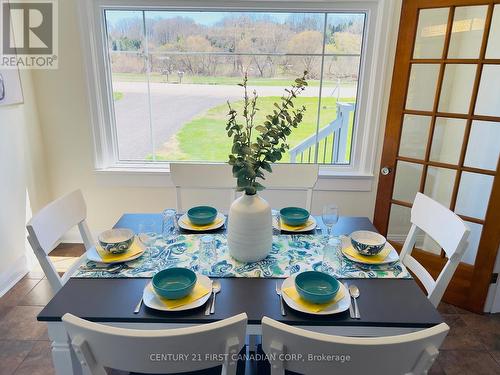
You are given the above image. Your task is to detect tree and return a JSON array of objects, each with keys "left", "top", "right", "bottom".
[
  {"left": 178, "top": 36, "right": 219, "bottom": 75},
  {"left": 287, "top": 31, "right": 323, "bottom": 78}
]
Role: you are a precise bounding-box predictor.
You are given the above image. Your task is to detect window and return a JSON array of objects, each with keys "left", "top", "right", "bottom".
[
  {"left": 105, "top": 10, "right": 364, "bottom": 165},
  {"left": 80, "top": 0, "right": 390, "bottom": 181}
]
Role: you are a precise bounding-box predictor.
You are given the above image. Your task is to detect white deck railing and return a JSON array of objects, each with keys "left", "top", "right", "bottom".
[{"left": 289, "top": 102, "right": 355, "bottom": 164}]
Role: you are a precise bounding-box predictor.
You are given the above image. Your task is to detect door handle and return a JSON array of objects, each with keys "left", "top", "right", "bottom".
[{"left": 381, "top": 166, "right": 392, "bottom": 176}]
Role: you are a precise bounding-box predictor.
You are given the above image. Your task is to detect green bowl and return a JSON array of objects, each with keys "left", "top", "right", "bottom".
[
  {"left": 280, "top": 207, "right": 310, "bottom": 226},
  {"left": 152, "top": 268, "right": 197, "bottom": 300},
  {"left": 295, "top": 271, "right": 340, "bottom": 304},
  {"left": 187, "top": 206, "right": 218, "bottom": 226}
]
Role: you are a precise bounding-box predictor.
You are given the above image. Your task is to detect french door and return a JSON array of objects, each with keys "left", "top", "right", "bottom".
[{"left": 374, "top": 0, "right": 500, "bottom": 312}]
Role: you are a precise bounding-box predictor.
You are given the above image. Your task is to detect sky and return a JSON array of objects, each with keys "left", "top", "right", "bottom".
[{"left": 104, "top": 10, "right": 364, "bottom": 29}]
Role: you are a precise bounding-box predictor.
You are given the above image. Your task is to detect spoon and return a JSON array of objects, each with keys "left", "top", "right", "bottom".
[
  {"left": 209, "top": 281, "right": 221, "bottom": 314},
  {"left": 348, "top": 284, "right": 361, "bottom": 319}
]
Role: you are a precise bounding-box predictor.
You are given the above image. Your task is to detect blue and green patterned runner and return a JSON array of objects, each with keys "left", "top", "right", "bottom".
[{"left": 73, "top": 234, "right": 411, "bottom": 279}]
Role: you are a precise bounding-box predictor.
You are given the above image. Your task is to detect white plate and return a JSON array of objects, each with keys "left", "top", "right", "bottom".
[
  {"left": 273, "top": 216, "right": 317, "bottom": 233},
  {"left": 341, "top": 236, "right": 399, "bottom": 265},
  {"left": 178, "top": 213, "right": 226, "bottom": 231},
  {"left": 86, "top": 237, "right": 146, "bottom": 264},
  {"left": 280, "top": 275, "right": 350, "bottom": 316},
  {"left": 142, "top": 274, "right": 212, "bottom": 312}
]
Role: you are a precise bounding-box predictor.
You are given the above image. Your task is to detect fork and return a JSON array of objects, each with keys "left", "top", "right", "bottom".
[{"left": 275, "top": 281, "right": 286, "bottom": 316}]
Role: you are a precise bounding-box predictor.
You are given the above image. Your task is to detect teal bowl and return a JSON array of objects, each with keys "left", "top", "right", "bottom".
[
  {"left": 187, "top": 206, "right": 218, "bottom": 226},
  {"left": 152, "top": 268, "right": 197, "bottom": 300},
  {"left": 280, "top": 207, "right": 310, "bottom": 226},
  {"left": 295, "top": 271, "right": 340, "bottom": 304}
]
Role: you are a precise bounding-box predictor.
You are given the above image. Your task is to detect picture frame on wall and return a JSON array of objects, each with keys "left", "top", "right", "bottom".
[
  {"left": 0, "top": 68, "right": 24, "bottom": 106},
  {"left": 0, "top": 0, "right": 24, "bottom": 106}
]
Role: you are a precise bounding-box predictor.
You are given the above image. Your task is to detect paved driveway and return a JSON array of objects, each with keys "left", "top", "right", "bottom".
[{"left": 112, "top": 82, "right": 357, "bottom": 160}]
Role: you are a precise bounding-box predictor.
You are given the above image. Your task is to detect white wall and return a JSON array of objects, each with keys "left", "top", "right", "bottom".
[
  {"left": 0, "top": 71, "right": 49, "bottom": 296},
  {"left": 28, "top": 0, "right": 400, "bottom": 239}
]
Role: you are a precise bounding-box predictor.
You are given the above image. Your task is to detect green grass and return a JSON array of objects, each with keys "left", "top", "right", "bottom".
[
  {"left": 112, "top": 73, "right": 355, "bottom": 88},
  {"left": 152, "top": 96, "right": 355, "bottom": 163},
  {"left": 113, "top": 92, "right": 124, "bottom": 101}
]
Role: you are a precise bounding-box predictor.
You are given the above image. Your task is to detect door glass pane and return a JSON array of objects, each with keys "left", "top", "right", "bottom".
[
  {"left": 398, "top": 115, "right": 431, "bottom": 159},
  {"left": 485, "top": 5, "right": 500, "bottom": 58},
  {"left": 438, "top": 64, "right": 477, "bottom": 114},
  {"left": 461, "top": 221, "right": 483, "bottom": 265},
  {"left": 413, "top": 8, "right": 449, "bottom": 59},
  {"left": 429, "top": 117, "right": 466, "bottom": 164},
  {"left": 406, "top": 64, "right": 440, "bottom": 111},
  {"left": 417, "top": 235, "right": 442, "bottom": 255},
  {"left": 392, "top": 161, "right": 423, "bottom": 203},
  {"left": 387, "top": 204, "right": 442, "bottom": 255},
  {"left": 455, "top": 172, "right": 494, "bottom": 219},
  {"left": 388, "top": 204, "right": 411, "bottom": 244},
  {"left": 475, "top": 65, "right": 500, "bottom": 117},
  {"left": 464, "top": 120, "right": 500, "bottom": 171},
  {"left": 448, "top": 5, "right": 487, "bottom": 59},
  {"left": 424, "top": 167, "right": 457, "bottom": 208}
]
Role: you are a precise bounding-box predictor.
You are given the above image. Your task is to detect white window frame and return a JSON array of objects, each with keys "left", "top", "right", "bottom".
[{"left": 77, "top": 0, "right": 396, "bottom": 190}]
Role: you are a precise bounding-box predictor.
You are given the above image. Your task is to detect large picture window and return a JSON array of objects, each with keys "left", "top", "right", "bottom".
[{"left": 103, "top": 10, "right": 365, "bottom": 164}]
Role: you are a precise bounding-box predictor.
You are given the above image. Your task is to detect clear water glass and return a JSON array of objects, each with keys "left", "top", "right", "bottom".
[
  {"left": 138, "top": 221, "right": 157, "bottom": 248},
  {"left": 322, "top": 204, "right": 339, "bottom": 238},
  {"left": 272, "top": 209, "right": 281, "bottom": 235},
  {"left": 322, "top": 237, "right": 343, "bottom": 276},
  {"left": 198, "top": 235, "right": 217, "bottom": 276},
  {"left": 162, "top": 209, "right": 177, "bottom": 238}
]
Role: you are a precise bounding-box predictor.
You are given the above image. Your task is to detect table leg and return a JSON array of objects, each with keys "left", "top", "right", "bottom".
[{"left": 47, "top": 322, "right": 84, "bottom": 375}]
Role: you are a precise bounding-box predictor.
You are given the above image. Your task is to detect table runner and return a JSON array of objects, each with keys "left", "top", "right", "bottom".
[{"left": 73, "top": 234, "right": 411, "bottom": 279}]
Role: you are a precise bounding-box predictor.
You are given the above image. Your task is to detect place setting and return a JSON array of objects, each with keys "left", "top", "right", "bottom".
[
  {"left": 136, "top": 233, "right": 221, "bottom": 315},
  {"left": 272, "top": 207, "right": 317, "bottom": 234},
  {"left": 85, "top": 228, "right": 146, "bottom": 266},
  {"left": 177, "top": 206, "right": 226, "bottom": 232}
]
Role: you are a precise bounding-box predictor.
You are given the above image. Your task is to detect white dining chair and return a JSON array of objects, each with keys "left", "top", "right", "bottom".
[
  {"left": 170, "top": 163, "right": 236, "bottom": 212},
  {"left": 26, "top": 190, "right": 94, "bottom": 293},
  {"left": 261, "top": 317, "right": 449, "bottom": 375},
  {"left": 261, "top": 163, "right": 318, "bottom": 211},
  {"left": 62, "top": 312, "right": 247, "bottom": 375},
  {"left": 170, "top": 163, "right": 319, "bottom": 212},
  {"left": 399, "top": 192, "right": 470, "bottom": 307}
]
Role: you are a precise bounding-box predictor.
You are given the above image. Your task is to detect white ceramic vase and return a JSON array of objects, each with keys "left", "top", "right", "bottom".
[{"left": 227, "top": 193, "right": 273, "bottom": 263}]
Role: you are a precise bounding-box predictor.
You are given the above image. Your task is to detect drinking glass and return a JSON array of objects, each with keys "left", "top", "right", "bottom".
[
  {"left": 198, "top": 235, "right": 217, "bottom": 276},
  {"left": 322, "top": 237, "right": 343, "bottom": 277},
  {"left": 162, "top": 209, "right": 178, "bottom": 239},
  {"left": 271, "top": 209, "right": 281, "bottom": 235},
  {"left": 322, "top": 204, "right": 339, "bottom": 238},
  {"left": 138, "top": 221, "right": 157, "bottom": 248}
]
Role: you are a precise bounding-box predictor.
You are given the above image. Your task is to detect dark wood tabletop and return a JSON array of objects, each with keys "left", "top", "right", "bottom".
[{"left": 37, "top": 215, "right": 443, "bottom": 328}]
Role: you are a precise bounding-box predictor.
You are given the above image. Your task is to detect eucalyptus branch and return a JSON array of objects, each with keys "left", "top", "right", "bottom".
[{"left": 227, "top": 71, "right": 308, "bottom": 195}]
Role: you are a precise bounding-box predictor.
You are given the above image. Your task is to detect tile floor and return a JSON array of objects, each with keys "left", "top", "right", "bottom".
[{"left": 0, "top": 244, "right": 499, "bottom": 375}]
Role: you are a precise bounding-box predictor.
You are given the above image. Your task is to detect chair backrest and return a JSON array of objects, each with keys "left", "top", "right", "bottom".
[
  {"left": 170, "top": 163, "right": 318, "bottom": 212},
  {"left": 262, "top": 317, "right": 449, "bottom": 375},
  {"left": 62, "top": 312, "right": 247, "bottom": 375},
  {"left": 170, "top": 163, "right": 236, "bottom": 212},
  {"left": 399, "top": 192, "right": 470, "bottom": 307},
  {"left": 26, "top": 190, "right": 94, "bottom": 292},
  {"left": 261, "top": 164, "right": 318, "bottom": 211}
]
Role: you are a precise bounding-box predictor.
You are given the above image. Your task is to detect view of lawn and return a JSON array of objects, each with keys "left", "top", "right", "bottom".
[
  {"left": 152, "top": 96, "right": 355, "bottom": 163},
  {"left": 113, "top": 91, "right": 124, "bottom": 101},
  {"left": 112, "top": 73, "right": 355, "bottom": 88}
]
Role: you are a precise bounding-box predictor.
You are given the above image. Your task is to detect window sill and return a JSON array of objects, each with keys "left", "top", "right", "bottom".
[{"left": 94, "top": 166, "right": 374, "bottom": 191}]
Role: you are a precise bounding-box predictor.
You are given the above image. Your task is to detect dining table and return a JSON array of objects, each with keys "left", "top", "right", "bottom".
[{"left": 38, "top": 213, "right": 443, "bottom": 375}]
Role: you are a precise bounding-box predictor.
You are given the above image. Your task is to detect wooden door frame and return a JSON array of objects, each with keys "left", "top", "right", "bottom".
[{"left": 374, "top": 0, "right": 500, "bottom": 313}]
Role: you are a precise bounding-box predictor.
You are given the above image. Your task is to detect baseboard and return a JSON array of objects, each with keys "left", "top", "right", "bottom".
[{"left": 0, "top": 255, "right": 29, "bottom": 298}]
